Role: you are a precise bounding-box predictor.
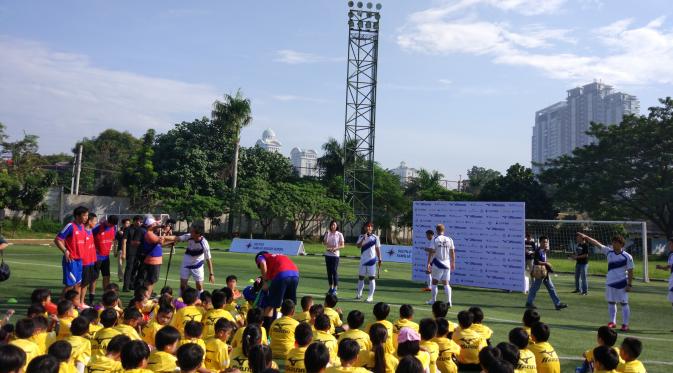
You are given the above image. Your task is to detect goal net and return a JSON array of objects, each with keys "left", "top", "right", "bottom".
[
  {"left": 102, "top": 213, "right": 171, "bottom": 227},
  {"left": 525, "top": 219, "right": 649, "bottom": 282}
]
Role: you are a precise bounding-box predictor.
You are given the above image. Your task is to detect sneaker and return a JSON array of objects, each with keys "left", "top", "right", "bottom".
[
  {"left": 607, "top": 322, "right": 617, "bottom": 328},
  {"left": 581, "top": 292, "right": 588, "bottom": 296},
  {"left": 355, "top": 294, "right": 362, "bottom": 301},
  {"left": 421, "top": 287, "right": 432, "bottom": 292},
  {"left": 365, "top": 296, "right": 373, "bottom": 303},
  {"left": 555, "top": 303, "right": 568, "bottom": 310},
  {"left": 525, "top": 303, "right": 537, "bottom": 309},
  {"left": 426, "top": 299, "right": 436, "bottom": 305},
  {"left": 333, "top": 290, "right": 338, "bottom": 296},
  {"left": 621, "top": 324, "right": 630, "bottom": 332}
]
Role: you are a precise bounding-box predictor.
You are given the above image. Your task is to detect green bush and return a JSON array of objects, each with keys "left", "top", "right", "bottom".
[{"left": 30, "top": 218, "right": 63, "bottom": 233}]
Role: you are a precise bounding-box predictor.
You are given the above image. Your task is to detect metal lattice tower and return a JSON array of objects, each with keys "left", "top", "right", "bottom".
[{"left": 343, "top": 1, "right": 381, "bottom": 223}]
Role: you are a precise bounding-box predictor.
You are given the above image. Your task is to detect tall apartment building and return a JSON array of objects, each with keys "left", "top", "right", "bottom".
[
  {"left": 291, "top": 147, "right": 318, "bottom": 177},
  {"left": 532, "top": 82, "right": 639, "bottom": 173}
]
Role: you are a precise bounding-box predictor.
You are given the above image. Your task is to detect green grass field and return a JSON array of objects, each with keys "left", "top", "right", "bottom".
[{"left": 2, "top": 244, "right": 673, "bottom": 372}]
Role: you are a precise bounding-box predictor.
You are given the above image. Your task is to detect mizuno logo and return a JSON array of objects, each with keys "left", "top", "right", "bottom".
[
  {"left": 233, "top": 356, "right": 247, "bottom": 365},
  {"left": 288, "top": 357, "right": 302, "bottom": 366}
]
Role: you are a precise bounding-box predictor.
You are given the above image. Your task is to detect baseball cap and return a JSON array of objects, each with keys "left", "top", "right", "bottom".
[
  {"left": 397, "top": 327, "right": 421, "bottom": 343},
  {"left": 144, "top": 216, "right": 156, "bottom": 226}
]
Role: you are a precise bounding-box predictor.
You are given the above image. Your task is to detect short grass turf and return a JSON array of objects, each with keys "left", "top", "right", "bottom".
[{"left": 2, "top": 244, "right": 673, "bottom": 372}]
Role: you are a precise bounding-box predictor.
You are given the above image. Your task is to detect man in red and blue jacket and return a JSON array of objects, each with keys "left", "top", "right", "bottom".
[
  {"left": 91, "top": 215, "right": 118, "bottom": 297},
  {"left": 254, "top": 251, "right": 299, "bottom": 331},
  {"left": 54, "top": 206, "right": 89, "bottom": 295}
]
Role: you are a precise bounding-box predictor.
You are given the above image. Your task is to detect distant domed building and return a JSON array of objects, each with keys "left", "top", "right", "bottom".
[{"left": 255, "top": 128, "right": 282, "bottom": 153}]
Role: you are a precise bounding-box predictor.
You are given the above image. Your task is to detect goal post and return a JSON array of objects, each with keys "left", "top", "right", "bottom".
[{"left": 525, "top": 219, "right": 649, "bottom": 282}]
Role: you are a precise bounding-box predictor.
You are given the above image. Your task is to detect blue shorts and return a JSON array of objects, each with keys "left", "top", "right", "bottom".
[
  {"left": 62, "top": 257, "right": 83, "bottom": 287},
  {"left": 260, "top": 276, "right": 299, "bottom": 309}
]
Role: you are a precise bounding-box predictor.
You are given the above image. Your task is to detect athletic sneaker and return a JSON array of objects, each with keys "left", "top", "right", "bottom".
[
  {"left": 555, "top": 303, "right": 568, "bottom": 310},
  {"left": 621, "top": 324, "right": 630, "bottom": 332},
  {"left": 426, "top": 299, "right": 436, "bottom": 305},
  {"left": 421, "top": 287, "right": 431, "bottom": 292},
  {"left": 355, "top": 294, "right": 362, "bottom": 301},
  {"left": 365, "top": 296, "right": 373, "bottom": 303},
  {"left": 607, "top": 322, "right": 617, "bottom": 328}
]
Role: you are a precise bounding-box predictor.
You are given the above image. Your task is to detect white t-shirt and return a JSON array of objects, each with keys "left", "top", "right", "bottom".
[
  {"left": 357, "top": 233, "right": 380, "bottom": 266},
  {"left": 324, "top": 231, "right": 344, "bottom": 257},
  {"left": 598, "top": 245, "right": 634, "bottom": 288},
  {"left": 178, "top": 234, "right": 211, "bottom": 268},
  {"left": 432, "top": 234, "right": 455, "bottom": 269}
]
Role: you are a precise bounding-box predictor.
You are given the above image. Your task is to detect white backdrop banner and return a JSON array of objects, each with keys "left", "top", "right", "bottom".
[
  {"left": 412, "top": 201, "right": 526, "bottom": 292},
  {"left": 380, "top": 245, "right": 413, "bottom": 263},
  {"left": 229, "top": 238, "right": 305, "bottom": 256}
]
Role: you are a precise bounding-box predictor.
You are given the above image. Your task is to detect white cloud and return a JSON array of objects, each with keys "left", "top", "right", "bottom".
[
  {"left": 0, "top": 36, "right": 219, "bottom": 153},
  {"left": 397, "top": 1, "right": 673, "bottom": 85}
]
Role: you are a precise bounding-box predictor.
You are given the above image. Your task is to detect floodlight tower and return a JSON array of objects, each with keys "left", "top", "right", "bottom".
[{"left": 343, "top": 1, "right": 381, "bottom": 224}]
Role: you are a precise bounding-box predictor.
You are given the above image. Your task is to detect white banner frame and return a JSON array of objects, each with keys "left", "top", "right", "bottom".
[{"left": 229, "top": 238, "right": 305, "bottom": 256}]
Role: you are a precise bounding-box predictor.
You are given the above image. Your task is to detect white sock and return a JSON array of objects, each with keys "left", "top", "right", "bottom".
[
  {"left": 431, "top": 285, "right": 438, "bottom": 302},
  {"left": 368, "top": 280, "right": 376, "bottom": 298},
  {"left": 622, "top": 303, "right": 630, "bottom": 325},
  {"left": 427, "top": 274, "right": 432, "bottom": 287},
  {"left": 357, "top": 280, "right": 364, "bottom": 297},
  {"left": 608, "top": 303, "right": 617, "bottom": 324},
  {"left": 444, "top": 285, "right": 452, "bottom": 305}
]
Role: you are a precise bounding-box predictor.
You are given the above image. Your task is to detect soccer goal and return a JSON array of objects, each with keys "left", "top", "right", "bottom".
[
  {"left": 103, "top": 213, "right": 171, "bottom": 226},
  {"left": 525, "top": 219, "right": 649, "bottom": 282}
]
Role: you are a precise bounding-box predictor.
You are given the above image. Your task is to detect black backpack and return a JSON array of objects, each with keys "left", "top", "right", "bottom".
[{"left": 0, "top": 252, "right": 10, "bottom": 282}]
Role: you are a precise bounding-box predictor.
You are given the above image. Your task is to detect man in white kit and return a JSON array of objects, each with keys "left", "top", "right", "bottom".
[
  {"left": 426, "top": 224, "right": 456, "bottom": 306},
  {"left": 355, "top": 221, "right": 382, "bottom": 303},
  {"left": 177, "top": 224, "right": 215, "bottom": 293}
]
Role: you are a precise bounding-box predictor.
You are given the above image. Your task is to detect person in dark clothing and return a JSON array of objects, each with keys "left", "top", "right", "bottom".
[
  {"left": 525, "top": 236, "right": 568, "bottom": 311},
  {"left": 122, "top": 215, "right": 144, "bottom": 292},
  {"left": 571, "top": 233, "right": 590, "bottom": 295}
]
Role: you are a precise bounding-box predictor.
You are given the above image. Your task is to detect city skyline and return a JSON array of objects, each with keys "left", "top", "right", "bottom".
[{"left": 1, "top": 0, "right": 672, "bottom": 180}]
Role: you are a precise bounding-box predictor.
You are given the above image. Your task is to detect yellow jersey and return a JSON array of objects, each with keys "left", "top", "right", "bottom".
[
  {"left": 123, "top": 369, "right": 153, "bottom": 373},
  {"left": 270, "top": 316, "right": 299, "bottom": 359},
  {"left": 11, "top": 338, "right": 40, "bottom": 369},
  {"left": 63, "top": 335, "right": 92, "bottom": 365},
  {"left": 202, "top": 308, "right": 235, "bottom": 339},
  {"left": 57, "top": 316, "right": 75, "bottom": 339},
  {"left": 414, "top": 351, "right": 432, "bottom": 371},
  {"left": 452, "top": 326, "right": 487, "bottom": 364},
  {"left": 585, "top": 346, "right": 623, "bottom": 365},
  {"left": 324, "top": 307, "right": 342, "bottom": 334},
  {"left": 230, "top": 347, "right": 279, "bottom": 372},
  {"left": 92, "top": 327, "right": 122, "bottom": 357},
  {"left": 356, "top": 350, "right": 399, "bottom": 373},
  {"left": 141, "top": 320, "right": 165, "bottom": 348},
  {"left": 171, "top": 305, "right": 203, "bottom": 336},
  {"left": 88, "top": 323, "right": 103, "bottom": 339},
  {"left": 393, "top": 318, "right": 419, "bottom": 348},
  {"left": 204, "top": 337, "right": 230, "bottom": 372},
  {"left": 147, "top": 350, "right": 178, "bottom": 373},
  {"left": 231, "top": 325, "right": 268, "bottom": 348},
  {"left": 86, "top": 355, "right": 123, "bottom": 373},
  {"left": 432, "top": 336, "right": 460, "bottom": 373},
  {"left": 338, "top": 328, "right": 372, "bottom": 351},
  {"left": 528, "top": 341, "right": 561, "bottom": 373},
  {"left": 59, "top": 361, "right": 78, "bottom": 373},
  {"left": 179, "top": 337, "right": 207, "bottom": 355},
  {"left": 516, "top": 348, "right": 537, "bottom": 373},
  {"left": 470, "top": 323, "right": 493, "bottom": 340},
  {"left": 224, "top": 302, "right": 244, "bottom": 324},
  {"left": 326, "top": 367, "right": 371, "bottom": 373},
  {"left": 285, "top": 346, "right": 308, "bottom": 373},
  {"left": 30, "top": 331, "right": 56, "bottom": 355},
  {"left": 113, "top": 324, "right": 141, "bottom": 341},
  {"left": 420, "top": 340, "right": 439, "bottom": 373},
  {"left": 366, "top": 320, "right": 395, "bottom": 354},
  {"left": 294, "top": 311, "right": 311, "bottom": 324},
  {"left": 617, "top": 360, "right": 646, "bottom": 373},
  {"left": 313, "top": 330, "right": 339, "bottom": 366}
]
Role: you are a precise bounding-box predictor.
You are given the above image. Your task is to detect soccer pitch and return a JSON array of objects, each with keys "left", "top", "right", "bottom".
[{"left": 2, "top": 245, "right": 673, "bottom": 372}]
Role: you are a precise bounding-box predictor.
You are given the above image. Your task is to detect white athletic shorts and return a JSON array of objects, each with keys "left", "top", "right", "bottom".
[
  {"left": 180, "top": 265, "right": 205, "bottom": 283},
  {"left": 359, "top": 264, "right": 377, "bottom": 278},
  {"left": 432, "top": 266, "right": 450, "bottom": 282},
  {"left": 605, "top": 286, "right": 628, "bottom": 303}
]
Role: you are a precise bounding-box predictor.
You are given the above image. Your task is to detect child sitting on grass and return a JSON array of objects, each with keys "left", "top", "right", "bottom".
[
  {"left": 528, "top": 322, "right": 560, "bottom": 373},
  {"left": 142, "top": 304, "right": 174, "bottom": 348},
  {"left": 10, "top": 318, "right": 40, "bottom": 370},
  {"left": 203, "top": 290, "right": 236, "bottom": 340},
  {"left": 452, "top": 310, "right": 487, "bottom": 370},
  {"left": 205, "top": 319, "right": 235, "bottom": 372},
  {"left": 46, "top": 341, "right": 74, "bottom": 373},
  {"left": 508, "top": 327, "right": 536, "bottom": 373},
  {"left": 181, "top": 321, "right": 207, "bottom": 353},
  {"left": 419, "top": 318, "right": 440, "bottom": 373},
  {"left": 593, "top": 345, "right": 620, "bottom": 373},
  {"left": 433, "top": 318, "right": 460, "bottom": 373},
  {"left": 367, "top": 302, "right": 394, "bottom": 354},
  {"left": 56, "top": 300, "right": 76, "bottom": 340},
  {"left": 177, "top": 343, "right": 205, "bottom": 373},
  {"left": 120, "top": 340, "right": 151, "bottom": 373},
  {"left": 313, "top": 314, "right": 339, "bottom": 367},
  {"left": 87, "top": 334, "right": 130, "bottom": 372},
  {"left": 147, "top": 325, "right": 181, "bottom": 372},
  {"left": 327, "top": 338, "right": 369, "bottom": 373},
  {"left": 394, "top": 304, "right": 419, "bottom": 349},
  {"left": 467, "top": 307, "right": 493, "bottom": 345},
  {"left": 338, "top": 310, "right": 371, "bottom": 351},
  {"left": 294, "top": 296, "right": 313, "bottom": 324},
  {"left": 617, "top": 337, "right": 646, "bottom": 373},
  {"left": 114, "top": 308, "right": 142, "bottom": 340},
  {"left": 286, "top": 322, "right": 313, "bottom": 373},
  {"left": 63, "top": 316, "right": 92, "bottom": 370},
  {"left": 324, "top": 294, "right": 343, "bottom": 335},
  {"left": 580, "top": 326, "right": 620, "bottom": 373}
]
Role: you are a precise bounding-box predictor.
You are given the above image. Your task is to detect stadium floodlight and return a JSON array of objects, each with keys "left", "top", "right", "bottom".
[
  {"left": 348, "top": 0, "right": 354, "bottom": 7},
  {"left": 376, "top": 3, "right": 382, "bottom": 10},
  {"left": 357, "top": 1, "right": 363, "bottom": 8},
  {"left": 348, "top": 10, "right": 354, "bottom": 18},
  {"left": 367, "top": 2, "right": 373, "bottom": 9}
]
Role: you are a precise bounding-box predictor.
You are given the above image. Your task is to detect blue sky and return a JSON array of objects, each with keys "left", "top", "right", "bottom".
[{"left": 1, "top": 0, "right": 671, "bottom": 182}]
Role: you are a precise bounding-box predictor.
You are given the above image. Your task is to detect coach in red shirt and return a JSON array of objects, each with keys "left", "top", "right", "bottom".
[{"left": 255, "top": 251, "right": 299, "bottom": 331}]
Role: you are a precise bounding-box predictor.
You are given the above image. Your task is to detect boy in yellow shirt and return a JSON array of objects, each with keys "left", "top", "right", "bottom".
[
  {"left": 522, "top": 309, "right": 540, "bottom": 344},
  {"left": 313, "top": 314, "right": 339, "bottom": 367},
  {"left": 468, "top": 307, "right": 493, "bottom": 344},
  {"left": 113, "top": 308, "right": 142, "bottom": 341},
  {"left": 326, "top": 338, "right": 370, "bottom": 373},
  {"left": 338, "top": 310, "right": 371, "bottom": 351},
  {"left": 120, "top": 340, "right": 152, "bottom": 373},
  {"left": 180, "top": 321, "right": 206, "bottom": 354},
  {"left": 286, "top": 322, "right": 313, "bottom": 373},
  {"left": 617, "top": 337, "right": 646, "bottom": 373},
  {"left": 92, "top": 308, "right": 121, "bottom": 357},
  {"left": 0, "top": 344, "right": 26, "bottom": 373},
  {"left": 86, "top": 334, "right": 130, "bottom": 373},
  {"left": 270, "top": 299, "right": 300, "bottom": 360},
  {"left": 432, "top": 318, "right": 460, "bottom": 373},
  {"left": 9, "top": 318, "right": 40, "bottom": 371},
  {"left": 294, "top": 296, "right": 313, "bottom": 324},
  {"left": 147, "top": 326, "right": 180, "bottom": 372},
  {"left": 497, "top": 342, "right": 523, "bottom": 373},
  {"left": 593, "top": 345, "right": 620, "bottom": 373},
  {"left": 177, "top": 343, "right": 205, "bottom": 373},
  {"left": 393, "top": 304, "right": 419, "bottom": 349},
  {"left": 528, "top": 322, "right": 560, "bottom": 373},
  {"left": 47, "top": 340, "right": 77, "bottom": 373},
  {"left": 204, "top": 319, "right": 234, "bottom": 372},
  {"left": 231, "top": 308, "right": 268, "bottom": 348},
  {"left": 452, "top": 310, "right": 487, "bottom": 369},
  {"left": 202, "top": 290, "right": 235, "bottom": 339},
  {"left": 305, "top": 342, "right": 330, "bottom": 373},
  {"left": 63, "top": 317, "right": 92, "bottom": 369},
  {"left": 324, "top": 294, "right": 344, "bottom": 335},
  {"left": 581, "top": 326, "right": 621, "bottom": 373},
  {"left": 366, "top": 302, "right": 394, "bottom": 354},
  {"left": 419, "top": 318, "right": 440, "bottom": 373},
  {"left": 508, "top": 327, "right": 536, "bottom": 373},
  {"left": 30, "top": 316, "right": 55, "bottom": 355},
  {"left": 80, "top": 308, "right": 102, "bottom": 339},
  {"left": 56, "top": 300, "right": 76, "bottom": 340},
  {"left": 142, "top": 304, "right": 174, "bottom": 349},
  {"left": 432, "top": 302, "right": 456, "bottom": 332},
  {"left": 221, "top": 287, "right": 245, "bottom": 327},
  {"left": 171, "top": 287, "right": 203, "bottom": 337}
]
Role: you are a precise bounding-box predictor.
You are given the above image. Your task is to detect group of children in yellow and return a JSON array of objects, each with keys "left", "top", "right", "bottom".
[{"left": 0, "top": 275, "right": 648, "bottom": 373}]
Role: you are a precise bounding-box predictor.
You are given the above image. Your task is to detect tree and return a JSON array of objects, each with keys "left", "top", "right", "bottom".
[
  {"left": 479, "top": 163, "right": 556, "bottom": 219},
  {"left": 122, "top": 129, "right": 158, "bottom": 210},
  {"left": 373, "top": 165, "right": 407, "bottom": 243},
  {"left": 541, "top": 98, "right": 673, "bottom": 236},
  {"left": 465, "top": 166, "right": 501, "bottom": 195},
  {"left": 238, "top": 146, "right": 295, "bottom": 184}
]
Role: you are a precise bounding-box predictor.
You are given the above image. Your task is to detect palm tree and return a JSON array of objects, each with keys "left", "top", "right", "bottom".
[
  {"left": 211, "top": 90, "right": 253, "bottom": 190},
  {"left": 404, "top": 168, "right": 444, "bottom": 199}
]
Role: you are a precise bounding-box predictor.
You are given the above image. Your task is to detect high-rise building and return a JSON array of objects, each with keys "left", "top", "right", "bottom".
[
  {"left": 532, "top": 82, "right": 639, "bottom": 173},
  {"left": 255, "top": 128, "right": 282, "bottom": 153},
  {"left": 392, "top": 161, "right": 418, "bottom": 184},
  {"left": 291, "top": 147, "right": 318, "bottom": 177}
]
